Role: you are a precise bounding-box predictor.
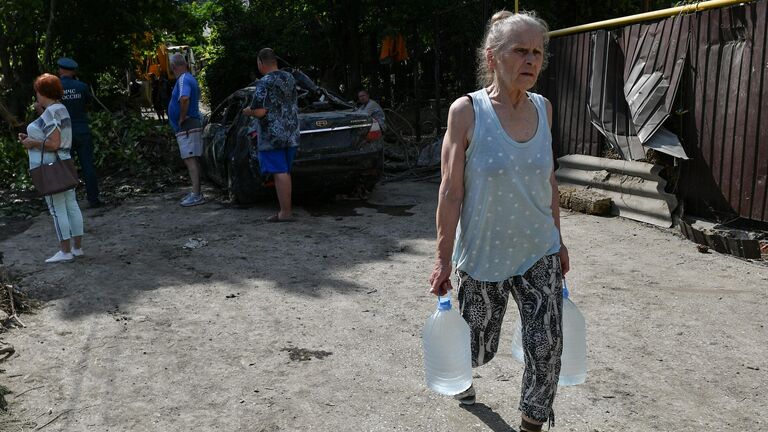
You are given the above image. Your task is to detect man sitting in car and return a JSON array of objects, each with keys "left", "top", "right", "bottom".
[{"left": 355, "top": 89, "right": 386, "bottom": 131}]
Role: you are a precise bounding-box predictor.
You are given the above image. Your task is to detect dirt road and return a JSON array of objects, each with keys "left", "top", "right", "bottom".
[{"left": 1, "top": 181, "right": 767, "bottom": 431}]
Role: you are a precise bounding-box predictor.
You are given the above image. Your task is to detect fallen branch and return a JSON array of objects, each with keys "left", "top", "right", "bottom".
[
  {"left": 13, "top": 385, "right": 44, "bottom": 399},
  {"left": 5, "top": 283, "right": 26, "bottom": 328},
  {"left": 35, "top": 408, "right": 73, "bottom": 431}
]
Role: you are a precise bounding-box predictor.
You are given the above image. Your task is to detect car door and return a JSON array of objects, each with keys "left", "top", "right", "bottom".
[
  {"left": 202, "top": 95, "right": 246, "bottom": 186},
  {"left": 202, "top": 101, "right": 229, "bottom": 186}
]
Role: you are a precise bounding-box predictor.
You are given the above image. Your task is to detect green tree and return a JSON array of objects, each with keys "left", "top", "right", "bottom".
[
  {"left": 0, "top": 0, "right": 47, "bottom": 121},
  {"left": 0, "top": 0, "right": 204, "bottom": 122}
]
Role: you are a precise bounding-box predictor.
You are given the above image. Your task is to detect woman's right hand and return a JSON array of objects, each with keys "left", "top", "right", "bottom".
[
  {"left": 17, "top": 133, "right": 27, "bottom": 143},
  {"left": 429, "top": 260, "right": 453, "bottom": 296}
]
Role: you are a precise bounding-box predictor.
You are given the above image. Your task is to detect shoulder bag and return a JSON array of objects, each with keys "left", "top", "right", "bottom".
[{"left": 29, "top": 138, "right": 79, "bottom": 196}]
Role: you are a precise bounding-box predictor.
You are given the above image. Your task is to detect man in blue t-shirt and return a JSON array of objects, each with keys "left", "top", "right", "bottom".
[
  {"left": 58, "top": 57, "right": 103, "bottom": 208},
  {"left": 242, "top": 48, "right": 300, "bottom": 222},
  {"left": 167, "top": 53, "right": 204, "bottom": 207}
]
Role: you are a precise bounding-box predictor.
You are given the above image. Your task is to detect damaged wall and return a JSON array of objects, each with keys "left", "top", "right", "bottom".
[
  {"left": 588, "top": 15, "right": 690, "bottom": 161},
  {"left": 539, "top": 0, "right": 768, "bottom": 223},
  {"left": 538, "top": 32, "right": 604, "bottom": 160},
  {"left": 679, "top": 1, "right": 768, "bottom": 223}
]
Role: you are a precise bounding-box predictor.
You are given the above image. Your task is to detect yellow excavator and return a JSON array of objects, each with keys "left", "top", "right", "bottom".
[
  {"left": 138, "top": 44, "right": 197, "bottom": 81},
  {"left": 130, "top": 43, "right": 198, "bottom": 117}
]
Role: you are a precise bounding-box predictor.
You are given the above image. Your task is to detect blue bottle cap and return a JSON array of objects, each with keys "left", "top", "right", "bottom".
[
  {"left": 438, "top": 296, "right": 452, "bottom": 310},
  {"left": 562, "top": 280, "right": 570, "bottom": 299}
]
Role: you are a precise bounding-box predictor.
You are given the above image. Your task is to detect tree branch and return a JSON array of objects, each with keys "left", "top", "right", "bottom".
[
  {"left": 0, "top": 98, "right": 21, "bottom": 128},
  {"left": 43, "top": 0, "right": 57, "bottom": 67}
]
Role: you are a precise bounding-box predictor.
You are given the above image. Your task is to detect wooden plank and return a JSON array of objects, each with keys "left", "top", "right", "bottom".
[
  {"left": 711, "top": 8, "right": 731, "bottom": 194},
  {"left": 734, "top": 4, "right": 756, "bottom": 217},
  {"left": 750, "top": 0, "right": 768, "bottom": 221},
  {"left": 575, "top": 33, "right": 589, "bottom": 156},
  {"left": 703, "top": 9, "right": 721, "bottom": 177},
  {"left": 695, "top": 9, "right": 712, "bottom": 167},
  {"left": 665, "top": 15, "right": 688, "bottom": 124},
  {"left": 562, "top": 35, "right": 577, "bottom": 155},
  {"left": 718, "top": 9, "right": 740, "bottom": 209},
  {"left": 585, "top": 33, "right": 600, "bottom": 157},
  {"left": 543, "top": 39, "right": 561, "bottom": 159},
  {"left": 556, "top": 38, "right": 571, "bottom": 155},
  {"left": 570, "top": 33, "right": 585, "bottom": 155},
  {"left": 614, "top": 31, "right": 634, "bottom": 158}
]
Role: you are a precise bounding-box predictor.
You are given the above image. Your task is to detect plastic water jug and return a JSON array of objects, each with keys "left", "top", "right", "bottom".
[
  {"left": 422, "top": 295, "right": 473, "bottom": 395},
  {"left": 511, "top": 280, "right": 587, "bottom": 386}
]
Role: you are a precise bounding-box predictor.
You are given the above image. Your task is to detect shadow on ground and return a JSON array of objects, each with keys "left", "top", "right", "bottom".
[
  {"left": 461, "top": 403, "right": 517, "bottom": 432},
  {"left": 0, "top": 181, "right": 433, "bottom": 320}
]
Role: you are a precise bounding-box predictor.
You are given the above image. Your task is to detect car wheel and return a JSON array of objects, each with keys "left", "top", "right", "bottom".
[{"left": 227, "top": 154, "right": 272, "bottom": 204}]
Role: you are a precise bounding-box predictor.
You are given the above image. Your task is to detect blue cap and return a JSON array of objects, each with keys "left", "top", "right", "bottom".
[
  {"left": 57, "top": 57, "right": 78, "bottom": 70},
  {"left": 562, "top": 280, "right": 570, "bottom": 299},
  {"left": 437, "top": 296, "right": 452, "bottom": 311}
]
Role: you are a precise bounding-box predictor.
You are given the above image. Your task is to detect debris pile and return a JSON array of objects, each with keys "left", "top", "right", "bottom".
[
  {"left": 0, "top": 259, "right": 37, "bottom": 334},
  {"left": 680, "top": 217, "right": 768, "bottom": 261}
]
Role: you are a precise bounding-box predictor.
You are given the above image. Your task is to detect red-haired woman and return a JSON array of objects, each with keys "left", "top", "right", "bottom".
[{"left": 18, "top": 73, "right": 85, "bottom": 263}]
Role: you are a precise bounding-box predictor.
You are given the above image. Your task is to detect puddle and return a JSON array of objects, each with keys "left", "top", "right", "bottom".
[{"left": 303, "top": 200, "right": 414, "bottom": 218}]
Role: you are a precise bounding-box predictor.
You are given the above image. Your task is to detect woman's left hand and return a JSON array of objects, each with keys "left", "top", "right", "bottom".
[
  {"left": 559, "top": 244, "right": 570, "bottom": 276},
  {"left": 20, "top": 137, "right": 36, "bottom": 149}
]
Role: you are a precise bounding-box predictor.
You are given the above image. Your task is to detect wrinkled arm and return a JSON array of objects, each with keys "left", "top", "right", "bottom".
[
  {"left": 545, "top": 98, "right": 570, "bottom": 275},
  {"left": 429, "top": 97, "right": 473, "bottom": 295}
]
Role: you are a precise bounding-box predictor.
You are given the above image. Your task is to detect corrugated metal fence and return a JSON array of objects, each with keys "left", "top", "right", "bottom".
[{"left": 539, "top": 0, "right": 768, "bottom": 223}]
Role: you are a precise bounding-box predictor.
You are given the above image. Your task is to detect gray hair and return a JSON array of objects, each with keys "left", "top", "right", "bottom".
[
  {"left": 170, "top": 53, "right": 188, "bottom": 68},
  {"left": 476, "top": 10, "right": 550, "bottom": 88}
]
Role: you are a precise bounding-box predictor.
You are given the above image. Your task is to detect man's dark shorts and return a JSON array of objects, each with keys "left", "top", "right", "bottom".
[{"left": 258, "top": 147, "right": 297, "bottom": 174}]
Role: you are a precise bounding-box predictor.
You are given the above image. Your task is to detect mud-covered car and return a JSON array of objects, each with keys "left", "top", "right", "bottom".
[{"left": 201, "top": 69, "right": 384, "bottom": 203}]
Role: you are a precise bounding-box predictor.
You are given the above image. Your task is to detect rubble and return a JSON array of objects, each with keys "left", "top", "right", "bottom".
[
  {"left": 559, "top": 187, "right": 613, "bottom": 216},
  {"left": 679, "top": 217, "right": 767, "bottom": 260}
]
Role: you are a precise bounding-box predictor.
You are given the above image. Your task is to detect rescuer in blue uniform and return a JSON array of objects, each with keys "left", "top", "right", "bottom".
[{"left": 58, "top": 57, "right": 103, "bottom": 208}]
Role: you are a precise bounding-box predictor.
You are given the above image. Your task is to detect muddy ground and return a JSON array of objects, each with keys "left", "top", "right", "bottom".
[{"left": 0, "top": 180, "right": 766, "bottom": 432}]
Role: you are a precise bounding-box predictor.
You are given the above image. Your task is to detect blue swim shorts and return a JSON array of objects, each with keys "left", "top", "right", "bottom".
[{"left": 258, "top": 147, "right": 298, "bottom": 174}]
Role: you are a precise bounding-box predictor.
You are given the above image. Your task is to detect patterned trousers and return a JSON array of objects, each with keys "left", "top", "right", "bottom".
[{"left": 457, "top": 254, "right": 563, "bottom": 425}]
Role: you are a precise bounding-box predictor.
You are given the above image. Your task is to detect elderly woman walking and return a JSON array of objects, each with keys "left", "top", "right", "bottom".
[
  {"left": 18, "top": 73, "right": 85, "bottom": 263},
  {"left": 429, "top": 10, "right": 570, "bottom": 432}
]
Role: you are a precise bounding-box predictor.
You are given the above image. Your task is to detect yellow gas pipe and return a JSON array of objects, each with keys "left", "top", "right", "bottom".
[{"left": 548, "top": 0, "right": 753, "bottom": 38}]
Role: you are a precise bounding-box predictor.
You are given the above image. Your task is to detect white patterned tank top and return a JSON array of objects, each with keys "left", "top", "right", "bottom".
[{"left": 452, "top": 89, "right": 561, "bottom": 281}]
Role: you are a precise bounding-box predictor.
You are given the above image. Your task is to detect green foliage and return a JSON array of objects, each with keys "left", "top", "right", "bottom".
[
  {"left": 88, "top": 111, "right": 176, "bottom": 175},
  {"left": 0, "top": 112, "right": 176, "bottom": 192},
  {"left": 0, "top": 133, "right": 32, "bottom": 191},
  {"left": 50, "top": 1, "right": 201, "bottom": 85},
  {"left": 0, "top": 0, "right": 206, "bottom": 119},
  {"left": 198, "top": 0, "right": 265, "bottom": 108}
]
